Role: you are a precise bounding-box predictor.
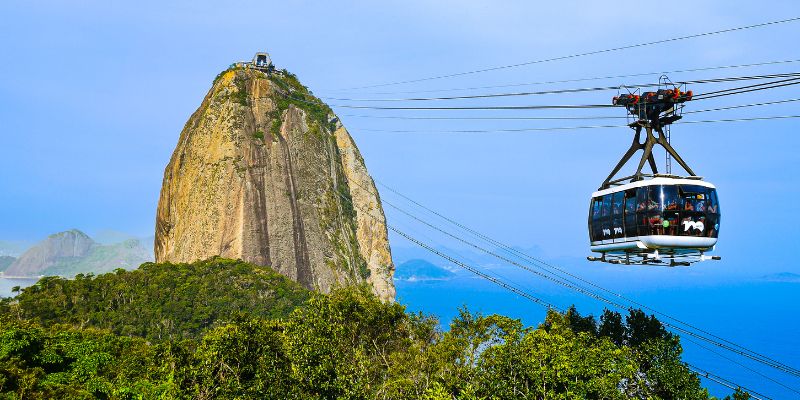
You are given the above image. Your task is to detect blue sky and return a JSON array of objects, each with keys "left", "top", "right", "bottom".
[{"left": 1, "top": 0, "right": 799, "bottom": 279}]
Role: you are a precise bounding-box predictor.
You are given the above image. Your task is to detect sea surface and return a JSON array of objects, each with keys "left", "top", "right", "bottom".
[{"left": 396, "top": 269, "right": 800, "bottom": 399}]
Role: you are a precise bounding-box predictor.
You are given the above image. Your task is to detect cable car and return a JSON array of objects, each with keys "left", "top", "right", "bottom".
[
  {"left": 588, "top": 80, "right": 721, "bottom": 266},
  {"left": 588, "top": 177, "right": 721, "bottom": 265}
]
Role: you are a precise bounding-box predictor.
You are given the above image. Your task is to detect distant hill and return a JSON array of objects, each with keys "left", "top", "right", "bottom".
[
  {"left": 0, "top": 256, "right": 15, "bottom": 272},
  {"left": 3, "top": 229, "right": 152, "bottom": 277},
  {"left": 395, "top": 259, "right": 455, "bottom": 281},
  {"left": 761, "top": 272, "right": 800, "bottom": 283}
]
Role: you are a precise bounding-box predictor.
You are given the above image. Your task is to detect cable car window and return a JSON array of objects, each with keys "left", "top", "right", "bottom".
[
  {"left": 592, "top": 197, "right": 602, "bottom": 220},
  {"left": 707, "top": 190, "right": 720, "bottom": 214},
  {"left": 642, "top": 186, "right": 659, "bottom": 211},
  {"left": 660, "top": 185, "right": 679, "bottom": 211},
  {"left": 601, "top": 195, "right": 611, "bottom": 217},
  {"left": 706, "top": 214, "right": 720, "bottom": 238},
  {"left": 624, "top": 190, "right": 637, "bottom": 214},
  {"left": 624, "top": 190, "right": 638, "bottom": 236},
  {"left": 663, "top": 211, "right": 679, "bottom": 236},
  {"left": 612, "top": 192, "right": 624, "bottom": 216},
  {"left": 636, "top": 187, "right": 654, "bottom": 235},
  {"left": 679, "top": 185, "right": 707, "bottom": 212},
  {"left": 647, "top": 213, "right": 664, "bottom": 235}
]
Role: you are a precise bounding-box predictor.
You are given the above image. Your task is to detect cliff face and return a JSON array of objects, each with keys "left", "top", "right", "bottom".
[{"left": 154, "top": 68, "right": 394, "bottom": 300}]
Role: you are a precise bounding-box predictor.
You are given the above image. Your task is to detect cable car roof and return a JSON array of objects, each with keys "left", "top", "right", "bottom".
[{"left": 591, "top": 176, "right": 716, "bottom": 198}]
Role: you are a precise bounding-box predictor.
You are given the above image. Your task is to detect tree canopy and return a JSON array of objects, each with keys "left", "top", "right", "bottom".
[{"left": 0, "top": 258, "right": 744, "bottom": 399}]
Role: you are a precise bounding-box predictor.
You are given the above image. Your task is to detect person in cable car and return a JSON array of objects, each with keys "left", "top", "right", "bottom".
[{"left": 696, "top": 200, "right": 706, "bottom": 212}]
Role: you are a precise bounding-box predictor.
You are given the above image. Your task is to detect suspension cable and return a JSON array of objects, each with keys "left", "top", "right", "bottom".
[
  {"left": 693, "top": 76, "right": 800, "bottom": 99},
  {"left": 332, "top": 17, "right": 800, "bottom": 90},
  {"left": 682, "top": 335, "right": 800, "bottom": 396},
  {"left": 328, "top": 58, "right": 800, "bottom": 96},
  {"left": 332, "top": 185, "right": 775, "bottom": 397},
  {"left": 350, "top": 115, "right": 800, "bottom": 133},
  {"left": 684, "top": 98, "right": 800, "bottom": 114},
  {"left": 688, "top": 365, "right": 771, "bottom": 400},
  {"left": 694, "top": 79, "right": 800, "bottom": 100},
  {"left": 336, "top": 98, "right": 800, "bottom": 121},
  {"left": 331, "top": 103, "right": 615, "bottom": 111},
  {"left": 328, "top": 79, "right": 800, "bottom": 111},
  {"left": 366, "top": 182, "right": 800, "bottom": 378},
  {"left": 324, "top": 72, "right": 800, "bottom": 102}
]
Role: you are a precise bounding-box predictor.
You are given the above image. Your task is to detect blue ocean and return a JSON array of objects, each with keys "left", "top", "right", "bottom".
[{"left": 394, "top": 261, "right": 800, "bottom": 399}]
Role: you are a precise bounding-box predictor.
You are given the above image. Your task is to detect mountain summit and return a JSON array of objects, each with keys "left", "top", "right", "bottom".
[{"left": 154, "top": 65, "right": 394, "bottom": 300}]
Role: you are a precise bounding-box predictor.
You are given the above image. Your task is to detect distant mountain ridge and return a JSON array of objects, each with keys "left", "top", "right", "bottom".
[
  {"left": 395, "top": 259, "right": 455, "bottom": 281},
  {"left": 3, "top": 229, "right": 152, "bottom": 277},
  {"left": 761, "top": 272, "right": 800, "bottom": 283}
]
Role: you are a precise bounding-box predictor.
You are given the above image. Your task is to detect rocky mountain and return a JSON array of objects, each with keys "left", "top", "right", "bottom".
[
  {"left": 154, "top": 67, "right": 394, "bottom": 301},
  {"left": 3, "top": 229, "right": 152, "bottom": 277}
]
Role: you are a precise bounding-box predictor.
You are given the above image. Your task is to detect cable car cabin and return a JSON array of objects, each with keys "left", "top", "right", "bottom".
[{"left": 588, "top": 177, "right": 721, "bottom": 265}]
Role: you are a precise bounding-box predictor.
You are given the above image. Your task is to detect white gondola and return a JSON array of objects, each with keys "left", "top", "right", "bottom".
[
  {"left": 588, "top": 80, "right": 721, "bottom": 266},
  {"left": 588, "top": 176, "right": 720, "bottom": 266}
]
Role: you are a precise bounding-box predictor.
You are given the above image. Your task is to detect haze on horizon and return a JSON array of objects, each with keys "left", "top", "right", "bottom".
[{"left": 1, "top": 0, "right": 799, "bottom": 280}]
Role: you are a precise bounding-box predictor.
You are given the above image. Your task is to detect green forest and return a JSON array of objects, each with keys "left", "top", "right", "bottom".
[{"left": 0, "top": 258, "right": 749, "bottom": 399}]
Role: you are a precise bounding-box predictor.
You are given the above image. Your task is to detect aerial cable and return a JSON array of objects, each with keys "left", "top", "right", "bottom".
[
  {"left": 332, "top": 17, "right": 800, "bottom": 90},
  {"left": 684, "top": 98, "right": 800, "bottom": 114},
  {"left": 375, "top": 182, "right": 784, "bottom": 363},
  {"left": 682, "top": 335, "right": 800, "bottom": 396},
  {"left": 333, "top": 190, "right": 562, "bottom": 311},
  {"left": 324, "top": 72, "right": 800, "bottom": 102},
  {"left": 334, "top": 183, "right": 791, "bottom": 392},
  {"left": 693, "top": 76, "right": 800, "bottom": 99},
  {"left": 681, "top": 115, "right": 800, "bottom": 124},
  {"left": 371, "top": 181, "right": 800, "bottom": 377},
  {"left": 337, "top": 98, "right": 800, "bottom": 121},
  {"left": 330, "top": 80, "right": 800, "bottom": 111},
  {"left": 688, "top": 365, "right": 771, "bottom": 400},
  {"left": 351, "top": 115, "right": 800, "bottom": 133},
  {"left": 694, "top": 79, "right": 800, "bottom": 100},
  {"left": 328, "top": 58, "right": 800, "bottom": 96},
  {"left": 388, "top": 225, "right": 562, "bottom": 312},
  {"left": 339, "top": 114, "right": 627, "bottom": 121},
  {"left": 347, "top": 177, "right": 800, "bottom": 376},
  {"left": 331, "top": 103, "right": 615, "bottom": 111},
  {"left": 378, "top": 186, "right": 800, "bottom": 377}
]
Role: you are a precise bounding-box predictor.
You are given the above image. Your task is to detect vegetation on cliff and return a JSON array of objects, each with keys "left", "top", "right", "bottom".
[{"left": 0, "top": 258, "right": 747, "bottom": 399}]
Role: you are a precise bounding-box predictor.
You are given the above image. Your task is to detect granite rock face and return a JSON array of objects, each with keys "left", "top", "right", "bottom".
[{"left": 154, "top": 68, "right": 394, "bottom": 300}]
